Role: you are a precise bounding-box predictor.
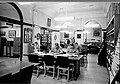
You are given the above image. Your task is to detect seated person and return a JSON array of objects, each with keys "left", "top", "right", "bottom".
[
  {"left": 60, "top": 43, "right": 67, "bottom": 54},
  {"left": 74, "top": 42, "right": 83, "bottom": 54},
  {"left": 33, "top": 42, "right": 40, "bottom": 52},
  {"left": 66, "top": 44, "right": 78, "bottom": 54},
  {"left": 50, "top": 43, "right": 63, "bottom": 53}
]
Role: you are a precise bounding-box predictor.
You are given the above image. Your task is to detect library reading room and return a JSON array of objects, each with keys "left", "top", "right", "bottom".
[{"left": 0, "top": 1, "right": 120, "bottom": 84}]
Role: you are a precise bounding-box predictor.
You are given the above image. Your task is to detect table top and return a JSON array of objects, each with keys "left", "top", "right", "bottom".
[
  {"left": 29, "top": 52, "right": 83, "bottom": 60},
  {"left": 0, "top": 57, "right": 33, "bottom": 77}
]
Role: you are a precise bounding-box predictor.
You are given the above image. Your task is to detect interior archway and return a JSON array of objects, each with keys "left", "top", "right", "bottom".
[
  {"left": 83, "top": 20, "right": 102, "bottom": 42},
  {"left": 0, "top": 2, "right": 23, "bottom": 61}
]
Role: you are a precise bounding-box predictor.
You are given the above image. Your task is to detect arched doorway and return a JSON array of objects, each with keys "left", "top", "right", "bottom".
[
  {"left": 0, "top": 2, "right": 23, "bottom": 61},
  {"left": 83, "top": 20, "right": 102, "bottom": 43}
]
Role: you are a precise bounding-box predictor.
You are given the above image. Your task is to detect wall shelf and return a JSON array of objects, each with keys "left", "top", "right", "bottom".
[{"left": 107, "top": 28, "right": 114, "bottom": 35}]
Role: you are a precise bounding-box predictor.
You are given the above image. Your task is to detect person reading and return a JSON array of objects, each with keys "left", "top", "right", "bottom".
[
  {"left": 74, "top": 42, "right": 83, "bottom": 54},
  {"left": 66, "top": 44, "right": 76, "bottom": 54},
  {"left": 50, "top": 43, "right": 63, "bottom": 54}
]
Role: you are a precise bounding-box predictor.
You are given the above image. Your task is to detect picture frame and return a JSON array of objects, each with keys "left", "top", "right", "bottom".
[
  {"left": 64, "top": 33, "right": 69, "bottom": 38},
  {"left": 9, "top": 30, "right": 16, "bottom": 38},
  {"left": 77, "top": 34, "right": 81, "bottom": 39},
  {"left": 24, "top": 28, "right": 33, "bottom": 43},
  {"left": 47, "top": 18, "right": 51, "bottom": 27},
  {"left": 0, "top": 31, "right": 6, "bottom": 36},
  {"left": 93, "top": 28, "right": 101, "bottom": 37}
]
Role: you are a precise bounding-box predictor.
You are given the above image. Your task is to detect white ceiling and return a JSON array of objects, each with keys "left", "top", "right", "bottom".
[
  {"left": 0, "top": 2, "right": 111, "bottom": 18},
  {"left": 33, "top": 2, "right": 111, "bottom": 18}
]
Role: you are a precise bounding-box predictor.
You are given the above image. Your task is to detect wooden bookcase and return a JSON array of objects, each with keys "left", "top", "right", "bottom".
[
  {"left": 40, "top": 27, "right": 52, "bottom": 52},
  {"left": 106, "top": 3, "right": 120, "bottom": 84},
  {"left": 106, "top": 14, "right": 120, "bottom": 84}
]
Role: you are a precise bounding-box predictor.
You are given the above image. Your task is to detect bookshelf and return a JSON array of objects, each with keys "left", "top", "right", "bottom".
[
  {"left": 106, "top": 3, "right": 120, "bottom": 83},
  {"left": 106, "top": 14, "right": 120, "bottom": 84},
  {"left": 40, "top": 27, "right": 52, "bottom": 52}
]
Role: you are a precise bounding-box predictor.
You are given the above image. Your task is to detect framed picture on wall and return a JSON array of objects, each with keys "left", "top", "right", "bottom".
[
  {"left": 47, "top": 18, "right": 51, "bottom": 27},
  {"left": 93, "top": 28, "right": 101, "bottom": 37},
  {"left": 77, "top": 34, "right": 81, "bottom": 39},
  {"left": 64, "top": 33, "right": 69, "bottom": 38},
  {"left": 24, "top": 28, "right": 33, "bottom": 43},
  {"left": 0, "top": 31, "right": 6, "bottom": 36},
  {"left": 9, "top": 30, "right": 16, "bottom": 38}
]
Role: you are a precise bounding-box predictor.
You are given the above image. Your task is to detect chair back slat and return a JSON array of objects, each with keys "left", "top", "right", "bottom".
[
  {"left": 56, "top": 56, "right": 69, "bottom": 68},
  {"left": 28, "top": 54, "right": 39, "bottom": 63},
  {"left": 44, "top": 55, "right": 55, "bottom": 66}
]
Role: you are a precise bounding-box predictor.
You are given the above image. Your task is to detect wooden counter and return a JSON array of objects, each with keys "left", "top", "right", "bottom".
[{"left": 0, "top": 57, "right": 34, "bottom": 83}]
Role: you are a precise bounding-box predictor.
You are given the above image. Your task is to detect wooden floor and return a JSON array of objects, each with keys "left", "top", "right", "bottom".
[{"left": 31, "top": 54, "right": 109, "bottom": 84}]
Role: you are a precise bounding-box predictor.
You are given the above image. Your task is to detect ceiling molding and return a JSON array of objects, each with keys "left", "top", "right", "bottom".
[{"left": 2, "top": 0, "right": 120, "bottom": 2}]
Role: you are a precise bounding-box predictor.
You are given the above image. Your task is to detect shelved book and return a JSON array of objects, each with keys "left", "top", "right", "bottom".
[{"left": 110, "top": 30, "right": 120, "bottom": 84}]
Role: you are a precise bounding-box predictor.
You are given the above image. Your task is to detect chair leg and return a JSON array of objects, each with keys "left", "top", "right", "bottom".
[
  {"left": 53, "top": 65, "right": 55, "bottom": 79},
  {"left": 44, "top": 64, "right": 46, "bottom": 77},
  {"left": 72, "top": 66, "right": 74, "bottom": 78},
  {"left": 57, "top": 66, "right": 59, "bottom": 80},
  {"left": 44, "top": 67, "right": 47, "bottom": 77},
  {"left": 84, "top": 55, "right": 88, "bottom": 63},
  {"left": 67, "top": 67, "right": 69, "bottom": 82},
  {"left": 37, "top": 66, "right": 39, "bottom": 77}
]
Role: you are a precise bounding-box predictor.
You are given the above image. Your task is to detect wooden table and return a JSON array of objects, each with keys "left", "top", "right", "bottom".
[
  {"left": 0, "top": 57, "right": 34, "bottom": 83},
  {"left": 28, "top": 52, "right": 83, "bottom": 80}
]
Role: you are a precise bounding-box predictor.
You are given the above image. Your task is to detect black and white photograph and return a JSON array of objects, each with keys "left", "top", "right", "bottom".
[
  {"left": 0, "top": 1, "right": 120, "bottom": 84},
  {"left": 9, "top": 30, "right": 16, "bottom": 38}
]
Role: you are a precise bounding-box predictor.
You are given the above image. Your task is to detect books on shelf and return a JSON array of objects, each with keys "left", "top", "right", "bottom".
[{"left": 109, "top": 29, "right": 120, "bottom": 83}]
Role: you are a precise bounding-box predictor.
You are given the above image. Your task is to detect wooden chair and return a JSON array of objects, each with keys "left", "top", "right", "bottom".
[
  {"left": 43, "top": 55, "right": 55, "bottom": 79},
  {"left": 83, "top": 49, "right": 88, "bottom": 63},
  {"left": 28, "top": 54, "right": 43, "bottom": 77},
  {"left": 56, "top": 56, "right": 74, "bottom": 82},
  {"left": 81, "top": 44, "right": 88, "bottom": 64}
]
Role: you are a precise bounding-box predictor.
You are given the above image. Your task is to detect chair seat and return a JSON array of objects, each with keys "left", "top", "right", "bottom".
[
  {"left": 46, "top": 65, "right": 55, "bottom": 68},
  {"left": 32, "top": 63, "right": 40, "bottom": 66},
  {"left": 57, "top": 65, "right": 73, "bottom": 70}
]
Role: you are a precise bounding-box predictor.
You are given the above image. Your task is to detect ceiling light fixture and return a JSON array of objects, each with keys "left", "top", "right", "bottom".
[
  {"left": 18, "top": 2, "right": 33, "bottom": 5},
  {"left": 54, "top": 16, "right": 74, "bottom": 21}
]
